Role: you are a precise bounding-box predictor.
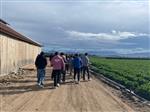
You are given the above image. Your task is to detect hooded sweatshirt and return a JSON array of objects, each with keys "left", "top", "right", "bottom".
[
  {"left": 51, "top": 55, "right": 65, "bottom": 70},
  {"left": 73, "top": 57, "right": 82, "bottom": 69},
  {"left": 81, "top": 55, "right": 89, "bottom": 66}
]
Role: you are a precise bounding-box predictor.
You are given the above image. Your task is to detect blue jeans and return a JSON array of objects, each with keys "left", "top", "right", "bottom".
[{"left": 37, "top": 69, "right": 45, "bottom": 85}]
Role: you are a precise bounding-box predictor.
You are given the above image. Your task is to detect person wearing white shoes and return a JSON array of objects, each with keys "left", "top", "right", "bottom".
[
  {"left": 51, "top": 52, "right": 65, "bottom": 88},
  {"left": 35, "top": 52, "right": 47, "bottom": 88},
  {"left": 73, "top": 54, "right": 82, "bottom": 84},
  {"left": 82, "top": 53, "right": 91, "bottom": 81}
]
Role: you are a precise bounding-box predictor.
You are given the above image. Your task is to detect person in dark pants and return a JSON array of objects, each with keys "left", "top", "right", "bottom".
[
  {"left": 49, "top": 53, "right": 54, "bottom": 80},
  {"left": 51, "top": 52, "right": 65, "bottom": 88},
  {"left": 68, "top": 55, "right": 74, "bottom": 75},
  {"left": 82, "top": 53, "right": 91, "bottom": 81},
  {"left": 73, "top": 54, "right": 82, "bottom": 84},
  {"left": 52, "top": 70, "right": 61, "bottom": 87},
  {"left": 65, "top": 57, "right": 69, "bottom": 74},
  {"left": 35, "top": 51, "right": 47, "bottom": 88},
  {"left": 60, "top": 52, "right": 67, "bottom": 83}
]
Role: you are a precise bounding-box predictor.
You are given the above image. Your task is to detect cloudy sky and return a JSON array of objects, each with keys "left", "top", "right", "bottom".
[{"left": 1, "top": 0, "right": 150, "bottom": 54}]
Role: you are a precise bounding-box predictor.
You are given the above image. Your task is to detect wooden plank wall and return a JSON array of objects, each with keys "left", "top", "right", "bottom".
[
  {"left": 0, "top": 34, "right": 41, "bottom": 76},
  {"left": 0, "top": 35, "right": 1, "bottom": 75}
]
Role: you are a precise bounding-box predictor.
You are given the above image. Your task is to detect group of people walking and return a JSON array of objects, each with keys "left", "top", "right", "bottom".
[{"left": 35, "top": 51, "right": 91, "bottom": 89}]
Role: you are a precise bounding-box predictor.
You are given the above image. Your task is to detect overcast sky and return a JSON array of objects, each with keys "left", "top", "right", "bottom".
[{"left": 1, "top": 0, "right": 150, "bottom": 54}]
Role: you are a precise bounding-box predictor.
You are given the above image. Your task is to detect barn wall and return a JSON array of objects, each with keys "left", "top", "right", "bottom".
[
  {"left": 0, "top": 35, "right": 1, "bottom": 75},
  {"left": 0, "top": 34, "right": 41, "bottom": 76}
]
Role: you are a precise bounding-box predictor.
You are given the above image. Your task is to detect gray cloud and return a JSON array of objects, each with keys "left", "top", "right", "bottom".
[
  {"left": 65, "top": 30, "right": 148, "bottom": 41},
  {"left": 1, "top": 0, "right": 149, "bottom": 54}
]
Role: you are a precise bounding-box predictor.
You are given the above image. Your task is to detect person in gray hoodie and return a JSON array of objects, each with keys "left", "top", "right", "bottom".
[{"left": 82, "top": 53, "right": 91, "bottom": 81}]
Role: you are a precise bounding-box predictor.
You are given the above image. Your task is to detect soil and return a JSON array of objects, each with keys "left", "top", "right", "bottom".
[{"left": 0, "top": 64, "right": 149, "bottom": 112}]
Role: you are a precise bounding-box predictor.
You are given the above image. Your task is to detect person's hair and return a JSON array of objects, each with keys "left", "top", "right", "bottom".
[
  {"left": 60, "top": 52, "right": 64, "bottom": 56},
  {"left": 75, "top": 53, "right": 78, "bottom": 57},
  {"left": 55, "top": 52, "right": 59, "bottom": 55},
  {"left": 85, "top": 53, "right": 88, "bottom": 56},
  {"left": 49, "top": 53, "right": 54, "bottom": 61},
  {"left": 40, "top": 51, "right": 44, "bottom": 56}
]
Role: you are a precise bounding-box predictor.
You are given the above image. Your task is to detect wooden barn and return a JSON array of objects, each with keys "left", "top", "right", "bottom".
[{"left": 0, "top": 19, "right": 42, "bottom": 76}]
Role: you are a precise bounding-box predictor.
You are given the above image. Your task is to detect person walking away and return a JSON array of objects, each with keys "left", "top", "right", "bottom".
[
  {"left": 68, "top": 55, "right": 74, "bottom": 75},
  {"left": 65, "top": 55, "right": 69, "bottom": 73},
  {"left": 79, "top": 54, "right": 84, "bottom": 76},
  {"left": 60, "top": 52, "right": 67, "bottom": 83},
  {"left": 49, "top": 53, "right": 54, "bottom": 80},
  {"left": 49, "top": 53, "right": 54, "bottom": 61},
  {"left": 35, "top": 52, "right": 47, "bottom": 88},
  {"left": 82, "top": 53, "right": 91, "bottom": 81},
  {"left": 51, "top": 52, "right": 65, "bottom": 88},
  {"left": 73, "top": 54, "right": 82, "bottom": 84}
]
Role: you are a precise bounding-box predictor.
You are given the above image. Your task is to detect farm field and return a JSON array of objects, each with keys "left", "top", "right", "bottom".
[{"left": 90, "top": 56, "right": 150, "bottom": 100}]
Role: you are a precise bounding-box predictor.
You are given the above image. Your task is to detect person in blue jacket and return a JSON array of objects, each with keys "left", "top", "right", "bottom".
[{"left": 73, "top": 53, "right": 82, "bottom": 84}]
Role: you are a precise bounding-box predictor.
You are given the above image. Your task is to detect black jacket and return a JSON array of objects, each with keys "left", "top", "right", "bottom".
[{"left": 35, "top": 55, "right": 47, "bottom": 69}]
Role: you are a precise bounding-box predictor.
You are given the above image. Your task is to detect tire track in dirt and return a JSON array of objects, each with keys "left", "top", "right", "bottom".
[
  {"left": 15, "top": 95, "right": 36, "bottom": 112},
  {"left": 37, "top": 89, "right": 58, "bottom": 111},
  {"left": 93, "top": 77, "right": 135, "bottom": 112},
  {"left": 67, "top": 82, "right": 78, "bottom": 111},
  {"left": 1, "top": 66, "right": 136, "bottom": 112},
  {"left": 81, "top": 81, "right": 104, "bottom": 111},
  {"left": 16, "top": 90, "right": 53, "bottom": 112},
  {"left": 2, "top": 92, "right": 35, "bottom": 112},
  {"left": 89, "top": 79, "right": 126, "bottom": 111}
]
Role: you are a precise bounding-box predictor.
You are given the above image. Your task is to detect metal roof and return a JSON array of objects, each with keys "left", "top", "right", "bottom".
[
  {"left": 0, "top": 19, "right": 9, "bottom": 25},
  {"left": 0, "top": 19, "right": 42, "bottom": 47}
]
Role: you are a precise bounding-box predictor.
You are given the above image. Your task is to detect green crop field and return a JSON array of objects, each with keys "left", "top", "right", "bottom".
[{"left": 90, "top": 56, "right": 150, "bottom": 100}]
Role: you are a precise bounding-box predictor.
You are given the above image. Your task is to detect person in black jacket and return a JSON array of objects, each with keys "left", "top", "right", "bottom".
[{"left": 35, "top": 52, "right": 47, "bottom": 88}]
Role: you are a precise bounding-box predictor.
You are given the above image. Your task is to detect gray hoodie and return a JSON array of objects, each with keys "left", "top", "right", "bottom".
[{"left": 81, "top": 55, "right": 89, "bottom": 66}]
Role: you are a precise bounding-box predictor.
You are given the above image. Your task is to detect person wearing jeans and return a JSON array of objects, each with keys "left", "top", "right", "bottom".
[
  {"left": 73, "top": 54, "right": 82, "bottom": 84},
  {"left": 37, "top": 69, "right": 45, "bottom": 85},
  {"left": 35, "top": 52, "right": 47, "bottom": 88}
]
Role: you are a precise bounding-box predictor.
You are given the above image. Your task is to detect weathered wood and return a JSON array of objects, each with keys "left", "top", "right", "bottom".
[
  {"left": 0, "top": 35, "right": 1, "bottom": 75},
  {"left": 0, "top": 34, "right": 41, "bottom": 76}
]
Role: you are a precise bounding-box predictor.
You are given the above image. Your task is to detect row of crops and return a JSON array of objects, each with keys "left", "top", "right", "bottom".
[{"left": 90, "top": 56, "right": 150, "bottom": 100}]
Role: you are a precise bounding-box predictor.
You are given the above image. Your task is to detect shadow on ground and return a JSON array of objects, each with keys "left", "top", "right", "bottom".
[{"left": 0, "top": 73, "right": 83, "bottom": 95}]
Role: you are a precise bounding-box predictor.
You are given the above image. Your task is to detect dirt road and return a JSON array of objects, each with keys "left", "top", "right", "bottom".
[{"left": 0, "top": 66, "right": 135, "bottom": 112}]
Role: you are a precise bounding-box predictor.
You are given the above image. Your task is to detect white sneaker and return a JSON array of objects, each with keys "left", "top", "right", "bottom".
[
  {"left": 60, "top": 80, "right": 63, "bottom": 83},
  {"left": 37, "top": 83, "right": 40, "bottom": 86},
  {"left": 37, "top": 83, "right": 42, "bottom": 87},
  {"left": 39, "top": 85, "right": 44, "bottom": 88},
  {"left": 57, "top": 83, "right": 60, "bottom": 87},
  {"left": 88, "top": 78, "right": 92, "bottom": 81}
]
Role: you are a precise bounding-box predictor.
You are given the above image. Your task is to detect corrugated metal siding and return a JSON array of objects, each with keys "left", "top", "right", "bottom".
[{"left": 0, "top": 34, "right": 41, "bottom": 76}]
